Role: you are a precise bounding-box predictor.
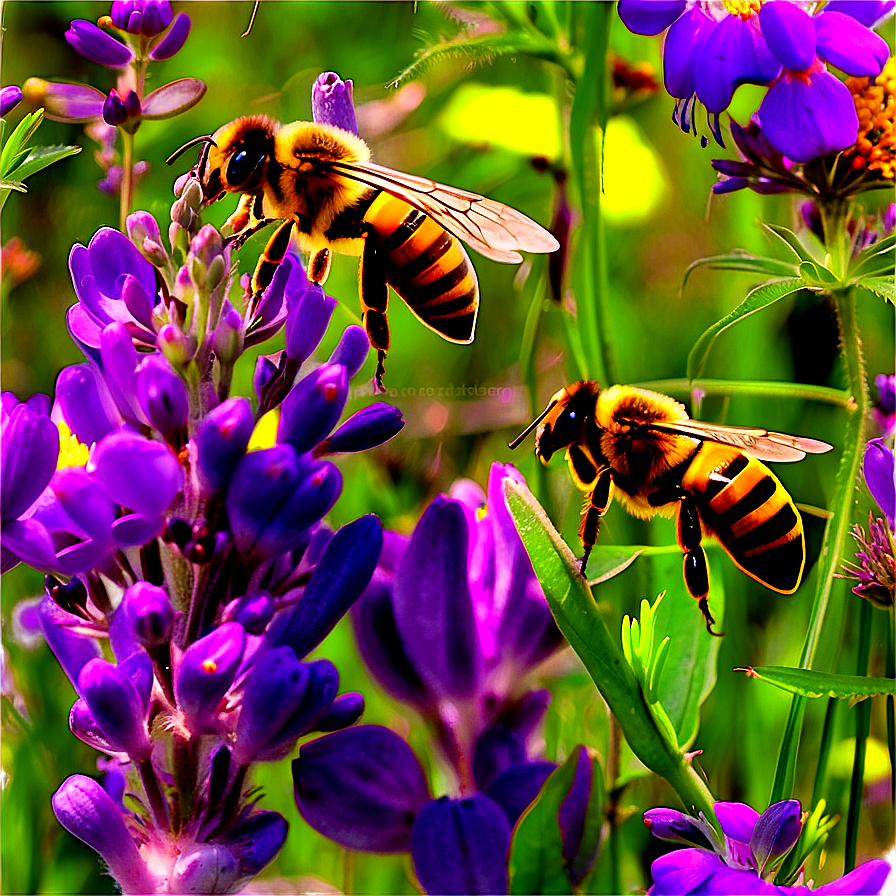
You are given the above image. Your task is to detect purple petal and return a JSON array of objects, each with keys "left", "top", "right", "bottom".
[
  {"left": 312, "top": 72, "right": 359, "bottom": 135},
  {"left": 274, "top": 514, "right": 382, "bottom": 659},
  {"left": 221, "top": 810, "right": 288, "bottom": 882},
  {"left": 87, "top": 227, "right": 157, "bottom": 302},
  {"left": 715, "top": 801, "right": 759, "bottom": 843},
  {"left": 135, "top": 354, "right": 189, "bottom": 443},
  {"left": 149, "top": 12, "right": 191, "bottom": 60},
  {"left": 649, "top": 847, "right": 725, "bottom": 895},
  {"left": 120, "top": 275, "right": 157, "bottom": 331},
  {"left": 484, "top": 760, "right": 555, "bottom": 827},
  {"left": 26, "top": 79, "right": 105, "bottom": 123},
  {"left": 644, "top": 808, "right": 716, "bottom": 849},
  {"left": 122, "top": 581, "right": 174, "bottom": 647},
  {"left": 55, "top": 364, "right": 119, "bottom": 446},
  {"left": 695, "top": 16, "right": 782, "bottom": 112},
  {"left": 51, "top": 467, "right": 117, "bottom": 538},
  {"left": 1, "top": 401, "right": 59, "bottom": 519},
  {"left": 617, "top": 0, "right": 686, "bottom": 35},
  {"left": 278, "top": 363, "right": 349, "bottom": 454},
  {"left": 759, "top": 70, "right": 859, "bottom": 162},
  {"left": 751, "top": 799, "right": 801, "bottom": 869},
  {"left": 293, "top": 725, "right": 431, "bottom": 852},
  {"left": 312, "top": 691, "right": 364, "bottom": 732},
  {"left": 99, "top": 322, "right": 144, "bottom": 425},
  {"left": 815, "top": 11, "right": 890, "bottom": 77},
  {"left": 558, "top": 747, "right": 593, "bottom": 863},
  {"left": 824, "top": 2, "right": 895, "bottom": 27},
  {"left": 170, "top": 844, "right": 239, "bottom": 895},
  {"left": 1, "top": 517, "right": 59, "bottom": 573},
  {"left": 864, "top": 438, "right": 895, "bottom": 521},
  {"left": 663, "top": 7, "right": 715, "bottom": 98},
  {"left": 759, "top": 2, "right": 816, "bottom": 72},
  {"left": 90, "top": 430, "right": 183, "bottom": 517},
  {"left": 38, "top": 596, "right": 102, "bottom": 691},
  {"left": 284, "top": 283, "right": 337, "bottom": 364},
  {"left": 327, "top": 325, "right": 370, "bottom": 377},
  {"left": 814, "top": 860, "right": 892, "bottom": 895},
  {"left": 1, "top": 85, "right": 23, "bottom": 116},
  {"left": 65, "top": 20, "right": 134, "bottom": 68},
  {"left": 110, "top": 513, "right": 165, "bottom": 546},
  {"left": 393, "top": 497, "right": 483, "bottom": 700},
  {"left": 141, "top": 78, "right": 206, "bottom": 119},
  {"left": 78, "top": 658, "right": 151, "bottom": 759},
  {"left": 222, "top": 591, "right": 275, "bottom": 635},
  {"left": 411, "top": 794, "right": 511, "bottom": 895},
  {"left": 52, "top": 775, "right": 157, "bottom": 893}
]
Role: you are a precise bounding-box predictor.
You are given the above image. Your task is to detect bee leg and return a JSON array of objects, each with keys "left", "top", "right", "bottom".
[
  {"left": 577, "top": 468, "right": 614, "bottom": 578},
  {"left": 674, "top": 491, "right": 723, "bottom": 637},
  {"left": 309, "top": 247, "right": 332, "bottom": 285},
  {"left": 358, "top": 226, "right": 390, "bottom": 392},
  {"left": 249, "top": 218, "right": 295, "bottom": 312}
]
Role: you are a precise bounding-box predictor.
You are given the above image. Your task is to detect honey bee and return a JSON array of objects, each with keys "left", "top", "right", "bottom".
[
  {"left": 168, "top": 116, "right": 558, "bottom": 386},
  {"left": 510, "top": 382, "right": 833, "bottom": 633}
]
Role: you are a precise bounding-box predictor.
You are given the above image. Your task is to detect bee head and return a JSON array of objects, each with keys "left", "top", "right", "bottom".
[
  {"left": 202, "top": 116, "right": 278, "bottom": 201},
  {"left": 509, "top": 381, "right": 599, "bottom": 463}
]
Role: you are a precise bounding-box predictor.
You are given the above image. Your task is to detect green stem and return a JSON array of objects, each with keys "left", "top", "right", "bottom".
[
  {"left": 770, "top": 286, "right": 868, "bottom": 804},
  {"left": 844, "top": 599, "right": 873, "bottom": 873},
  {"left": 119, "top": 129, "right": 135, "bottom": 232},
  {"left": 637, "top": 378, "right": 852, "bottom": 408},
  {"left": 887, "top": 612, "right": 895, "bottom": 809}
]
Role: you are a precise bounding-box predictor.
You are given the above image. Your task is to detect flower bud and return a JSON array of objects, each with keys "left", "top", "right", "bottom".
[
  {"left": 127, "top": 211, "right": 168, "bottom": 266},
  {"left": 312, "top": 72, "right": 359, "bottom": 135},
  {"left": 122, "top": 581, "right": 174, "bottom": 647},
  {"left": 136, "top": 355, "right": 189, "bottom": 446},
  {"left": 278, "top": 364, "right": 349, "bottom": 454},
  {"left": 317, "top": 403, "right": 404, "bottom": 454},
  {"left": 194, "top": 397, "right": 254, "bottom": 495},
  {"left": 111, "top": 1, "right": 174, "bottom": 36},
  {"left": 210, "top": 304, "right": 245, "bottom": 365},
  {"left": 312, "top": 692, "right": 365, "bottom": 732},
  {"left": 222, "top": 590, "right": 274, "bottom": 635},
  {"left": 253, "top": 355, "right": 278, "bottom": 402},
  {"left": 751, "top": 799, "right": 802, "bottom": 871},
  {"left": 174, "top": 622, "right": 246, "bottom": 734},
  {"left": 78, "top": 658, "right": 151, "bottom": 759},
  {"left": 1, "top": 85, "right": 23, "bottom": 117},
  {"left": 327, "top": 324, "right": 370, "bottom": 377},
  {"left": 157, "top": 323, "right": 195, "bottom": 368},
  {"left": 102, "top": 89, "right": 142, "bottom": 132},
  {"left": 284, "top": 283, "right": 337, "bottom": 364}
]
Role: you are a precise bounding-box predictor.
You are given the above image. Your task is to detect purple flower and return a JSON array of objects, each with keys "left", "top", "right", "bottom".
[
  {"left": 102, "top": 88, "right": 141, "bottom": 131},
  {"left": 874, "top": 374, "right": 896, "bottom": 438},
  {"left": 149, "top": 12, "right": 191, "bottom": 60},
  {"left": 617, "top": 1, "right": 890, "bottom": 160},
  {"left": 864, "top": 438, "right": 895, "bottom": 524},
  {"left": 646, "top": 800, "right": 891, "bottom": 894},
  {"left": 1, "top": 85, "right": 22, "bottom": 116}
]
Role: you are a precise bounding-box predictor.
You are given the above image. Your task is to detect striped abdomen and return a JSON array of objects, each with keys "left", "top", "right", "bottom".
[
  {"left": 363, "top": 192, "right": 479, "bottom": 343},
  {"left": 681, "top": 443, "right": 805, "bottom": 593}
]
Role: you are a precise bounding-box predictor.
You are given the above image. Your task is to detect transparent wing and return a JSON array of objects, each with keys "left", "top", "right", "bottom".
[
  {"left": 327, "top": 159, "right": 559, "bottom": 263},
  {"left": 650, "top": 420, "right": 833, "bottom": 462}
]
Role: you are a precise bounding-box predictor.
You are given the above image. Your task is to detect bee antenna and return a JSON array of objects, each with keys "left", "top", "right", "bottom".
[
  {"left": 166, "top": 135, "right": 217, "bottom": 167},
  {"left": 509, "top": 402, "right": 555, "bottom": 450}
]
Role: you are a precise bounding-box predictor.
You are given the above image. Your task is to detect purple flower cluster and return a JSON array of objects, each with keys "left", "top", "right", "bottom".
[
  {"left": 617, "top": 0, "right": 892, "bottom": 162},
  {"left": 23, "top": 0, "right": 202, "bottom": 197},
  {"left": 2, "top": 68, "right": 407, "bottom": 886},
  {"left": 645, "top": 800, "right": 890, "bottom": 894},
  {"left": 292, "top": 464, "right": 592, "bottom": 894}
]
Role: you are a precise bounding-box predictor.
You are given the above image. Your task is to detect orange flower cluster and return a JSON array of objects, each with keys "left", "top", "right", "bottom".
[{"left": 843, "top": 57, "right": 895, "bottom": 181}]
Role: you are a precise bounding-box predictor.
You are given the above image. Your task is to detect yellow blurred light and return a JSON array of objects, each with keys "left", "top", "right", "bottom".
[{"left": 602, "top": 115, "right": 668, "bottom": 226}]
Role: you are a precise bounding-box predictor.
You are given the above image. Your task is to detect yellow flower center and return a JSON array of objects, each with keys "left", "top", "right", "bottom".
[
  {"left": 56, "top": 421, "right": 90, "bottom": 469},
  {"left": 722, "top": 0, "right": 764, "bottom": 20},
  {"left": 843, "top": 58, "right": 895, "bottom": 181}
]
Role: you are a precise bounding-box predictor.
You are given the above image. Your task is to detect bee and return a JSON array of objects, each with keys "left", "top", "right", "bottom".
[
  {"left": 168, "top": 116, "right": 558, "bottom": 386},
  {"left": 510, "top": 382, "right": 833, "bottom": 633}
]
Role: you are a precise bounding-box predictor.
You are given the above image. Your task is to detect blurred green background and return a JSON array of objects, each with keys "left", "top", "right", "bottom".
[{"left": 2, "top": 2, "right": 893, "bottom": 893}]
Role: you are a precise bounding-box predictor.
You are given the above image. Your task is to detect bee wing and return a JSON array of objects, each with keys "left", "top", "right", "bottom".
[
  {"left": 328, "top": 159, "right": 559, "bottom": 263},
  {"left": 651, "top": 421, "right": 833, "bottom": 462}
]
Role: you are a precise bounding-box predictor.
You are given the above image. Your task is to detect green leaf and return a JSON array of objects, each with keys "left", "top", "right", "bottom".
[
  {"left": 763, "top": 223, "right": 817, "bottom": 262},
  {"left": 682, "top": 251, "right": 800, "bottom": 294},
  {"left": 0, "top": 109, "right": 43, "bottom": 175},
  {"left": 687, "top": 278, "right": 806, "bottom": 379},
  {"left": 850, "top": 233, "right": 895, "bottom": 277},
  {"left": 798, "top": 260, "right": 841, "bottom": 288},
  {"left": 742, "top": 666, "right": 895, "bottom": 701},
  {"left": 586, "top": 546, "right": 642, "bottom": 585},
  {"left": 6, "top": 144, "right": 81, "bottom": 181},
  {"left": 855, "top": 275, "right": 895, "bottom": 304},
  {"left": 509, "top": 747, "right": 604, "bottom": 895},
  {"left": 638, "top": 550, "right": 723, "bottom": 749}
]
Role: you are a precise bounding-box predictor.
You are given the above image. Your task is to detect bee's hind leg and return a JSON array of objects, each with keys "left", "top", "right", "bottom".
[
  {"left": 358, "top": 226, "right": 390, "bottom": 393},
  {"left": 577, "top": 468, "right": 614, "bottom": 579}
]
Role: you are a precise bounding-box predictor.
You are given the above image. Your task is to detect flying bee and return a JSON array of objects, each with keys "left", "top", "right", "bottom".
[
  {"left": 510, "top": 382, "right": 833, "bottom": 633},
  {"left": 168, "top": 116, "right": 558, "bottom": 386}
]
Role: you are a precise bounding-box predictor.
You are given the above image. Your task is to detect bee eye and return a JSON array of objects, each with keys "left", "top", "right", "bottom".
[
  {"left": 226, "top": 147, "right": 263, "bottom": 189},
  {"left": 568, "top": 411, "right": 576, "bottom": 421}
]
